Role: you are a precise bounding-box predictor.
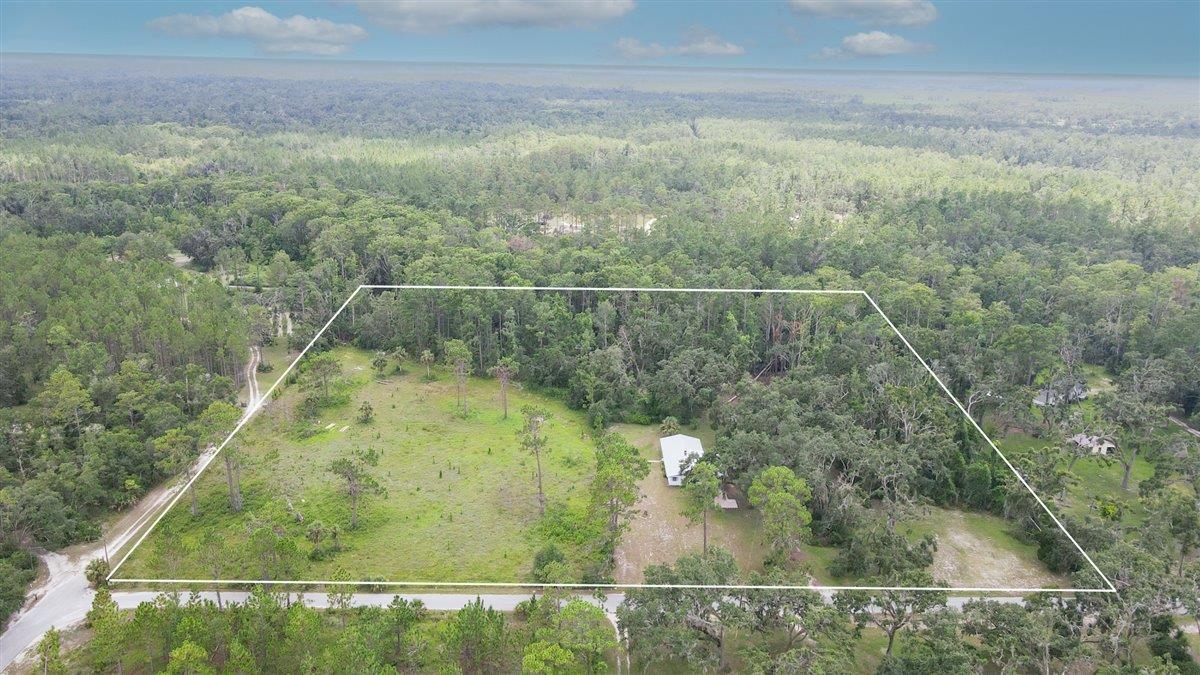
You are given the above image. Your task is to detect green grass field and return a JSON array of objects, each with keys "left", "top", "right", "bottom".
[
  {"left": 121, "top": 347, "right": 598, "bottom": 583},
  {"left": 998, "top": 431, "right": 1157, "bottom": 526}
]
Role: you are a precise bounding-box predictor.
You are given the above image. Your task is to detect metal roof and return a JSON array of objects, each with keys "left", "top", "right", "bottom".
[{"left": 660, "top": 434, "right": 704, "bottom": 479}]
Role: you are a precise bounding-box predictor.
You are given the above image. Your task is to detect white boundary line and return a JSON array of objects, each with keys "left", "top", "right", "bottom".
[
  {"left": 105, "top": 579, "right": 1078, "bottom": 593},
  {"left": 105, "top": 286, "right": 365, "bottom": 577},
  {"left": 108, "top": 285, "right": 1116, "bottom": 594},
  {"left": 861, "top": 293, "right": 1116, "bottom": 594}
]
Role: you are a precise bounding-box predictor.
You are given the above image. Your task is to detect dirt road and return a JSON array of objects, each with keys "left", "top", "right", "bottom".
[
  {"left": 0, "top": 443, "right": 222, "bottom": 671},
  {"left": 0, "top": 347, "right": 262, "bottom": 672},
  {"left": 1168, "top": 416, "right": 1200, "bottom": 440}
]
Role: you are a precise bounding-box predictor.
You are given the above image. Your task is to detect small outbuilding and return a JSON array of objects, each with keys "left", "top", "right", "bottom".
[
  {"left": 660, "top": 434, "right": 704, "bottom": 486},
  {"left": 1033, "top": 383, "right": 1090, "bottom": 407},
  {"left": 1070, "top": 432, "right": 1117, "bottom": 456}
]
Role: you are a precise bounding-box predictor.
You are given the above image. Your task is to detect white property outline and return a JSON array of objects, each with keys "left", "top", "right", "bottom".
[{"left": 108, "top": 285, "right": 1117, "bottom": 594}]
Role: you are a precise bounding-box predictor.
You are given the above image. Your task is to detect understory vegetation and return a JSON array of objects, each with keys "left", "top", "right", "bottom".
[{"left": 53, "top": 586, "right": 618, "bottom": 674}]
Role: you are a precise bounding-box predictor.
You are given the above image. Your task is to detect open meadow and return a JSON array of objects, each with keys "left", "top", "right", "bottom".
[{"left": 121, "top": 347, "right": 599, "bottom": 583}]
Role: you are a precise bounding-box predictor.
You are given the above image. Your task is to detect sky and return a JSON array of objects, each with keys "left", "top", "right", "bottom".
[{"left": 2, "top": 1, "right": 1198, "bottom": 77}]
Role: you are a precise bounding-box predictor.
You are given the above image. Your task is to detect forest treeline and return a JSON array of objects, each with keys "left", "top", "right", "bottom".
[
  {"left": 1, "top": 67, "right": 1198, "bottom": 671},
  {"left": 0, "top": 235, "right": 248, "bottom": 621}
]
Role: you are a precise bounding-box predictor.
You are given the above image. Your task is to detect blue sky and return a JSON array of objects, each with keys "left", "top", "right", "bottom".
[{"left": 2, "top": 1, "right": 1197, "bottom": 77}]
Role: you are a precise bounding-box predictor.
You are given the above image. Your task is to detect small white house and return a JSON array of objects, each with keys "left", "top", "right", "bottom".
[{"left": 660, "top": 434, "right": 704, "bottom": 486}]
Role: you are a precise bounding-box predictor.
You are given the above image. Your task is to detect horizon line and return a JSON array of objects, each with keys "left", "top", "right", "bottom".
[{"left": 4, "top": 51, "right": 1196, "bottom": 82}]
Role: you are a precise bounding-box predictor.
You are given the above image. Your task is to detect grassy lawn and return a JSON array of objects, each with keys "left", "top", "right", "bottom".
[
  {"left": 1081, "top": 363, "right": 1115, "bottom": 394},
  {"left": 853, "top": 629, "right": 893, "bottom": 673},
  {"left": 998, "top": 431, "right": 1156, "bottom": 526},
  {"left": 122, "top": 347, "right": 599, "bottom": 583},
  {"left": 259, "top": 341, "right": 295, "bottom": 375}
]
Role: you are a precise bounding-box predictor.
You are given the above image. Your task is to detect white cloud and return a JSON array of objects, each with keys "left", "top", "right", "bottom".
[
  {"left": 790, "top": 0, "right": 938, "bottom": 27},
  {"left": 615, "top": 26, "right": 744, "bottom": 59},
  {"left": 352, "top": 0, "right": 634, "bottom": 32},
  {"left": 148, "top": 6, "right": 367, "bottom": 55},
  {"left": 814, "top": 30, "right": 934, "bottom": 59}
]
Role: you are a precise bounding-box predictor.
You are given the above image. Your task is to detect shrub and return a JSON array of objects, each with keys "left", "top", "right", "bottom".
[
  {"left": 1148, "top": 615, "right": 1200, "bottom": 675},
  {"left": 659, "top": 416, "right": 680, "bottom": 436},
  {"left": 1032, "top": 523, "right": 1083, "bottom": 573},
  {"left": 531, "top": 545, "right": 566, "bottom": 582},
  {"left": 830, "top": 523, "right": 935, "bottom": 578},
  {"left": 85, "top": 557, "right": 110, "bottom": 588},
  {"left": 962, "top": 462, "right": 996, "bottom": 511},
  {"left": 357, "top": 401, "right": 375, "bottom": 423}
]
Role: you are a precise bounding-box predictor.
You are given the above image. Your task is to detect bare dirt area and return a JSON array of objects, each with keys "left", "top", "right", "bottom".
[
  {"left": 925, "top": 510, "right": 1067, "bottom": 588},
  {"left": 612, "top": 425, "right": 768, "bottom": 584}
]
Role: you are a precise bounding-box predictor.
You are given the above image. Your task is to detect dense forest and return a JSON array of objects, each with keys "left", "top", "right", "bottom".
[
  {"left": 0, "top": 234, "right": 247, "bottom": 621},
  {"left": 1, "top": 58, "right": 1198, "bottom": 672}
]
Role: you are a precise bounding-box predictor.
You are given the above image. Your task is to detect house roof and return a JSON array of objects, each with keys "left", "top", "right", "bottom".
[
  {"left": 1070, "top": 433, "right": 1116, "bottom": 449},
  {"left": 660, "top": 434, "right": 704, "bottom": 478},
  {"left": 1034, "top": 383, "right": 1089, "bottom": 406}
]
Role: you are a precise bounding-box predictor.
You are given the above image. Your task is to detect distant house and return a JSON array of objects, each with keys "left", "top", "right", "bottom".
[
  {"left": 1070, "top": 432, "right": 1117, "bottom": 456},
  {"left": 660, "top": 434, "right": 704, "bottom": 486},
  {"left": 1033, "top": 383, "right": 1089, "bottom": 407}
]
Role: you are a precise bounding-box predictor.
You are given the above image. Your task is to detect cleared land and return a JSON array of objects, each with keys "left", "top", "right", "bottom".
[
  {"left": 612, "top": 423, "right": 769, "bottom": 583},
  {"left": 121, "top": 347, "right": 597, "bottom": 582},
  {"left": 611, "top": 423, "right": 1063, "bottom": 588},
  {"left": 903, "top": 507, "right": 1066, "bottom": 588}
]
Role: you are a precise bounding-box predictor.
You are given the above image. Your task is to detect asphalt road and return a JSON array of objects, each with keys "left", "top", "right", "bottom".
[
  {"left": 104, "top": 590, "right": 623, "bottom": 614},
  {"left": 0, "top": 438, "right": 221, "bottom": 673},
  {"left": 0, "top": 346, "right": 265, "bottom": 673},
  {"left": 0, "top": 589, "right": 612, "bottom": 672}
]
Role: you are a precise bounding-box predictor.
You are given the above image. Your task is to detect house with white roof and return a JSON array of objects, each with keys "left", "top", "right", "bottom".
[{"left": 659, "top": 434, "right": 704, "bottom": 486}]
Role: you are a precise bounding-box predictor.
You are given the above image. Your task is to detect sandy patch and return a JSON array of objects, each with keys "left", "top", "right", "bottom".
[{"left": 930, "top": 511, "right": 1065, "bottom": 588}]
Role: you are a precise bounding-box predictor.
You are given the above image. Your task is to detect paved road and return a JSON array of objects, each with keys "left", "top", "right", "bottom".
[
  {"left": 0, "top": 439, "right": 226, "bottom": 673},
  {"left": 102, "top": 591, "right": 623, "bottom": 614},
  {"left": 0, "top": 589, "right": 603, "bottom": 673},
  {"left": 0, "top": 346, "right": 265, "bottom": 673},
  {"left": 97, "top": 589, "right": 1017, "bottom": 613},
  {"left": 2, "top": 585, "right": 1031, "bottom": 672},
  {"left": 3, "top": 573, "right": 1031, "bottom": 673}
]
